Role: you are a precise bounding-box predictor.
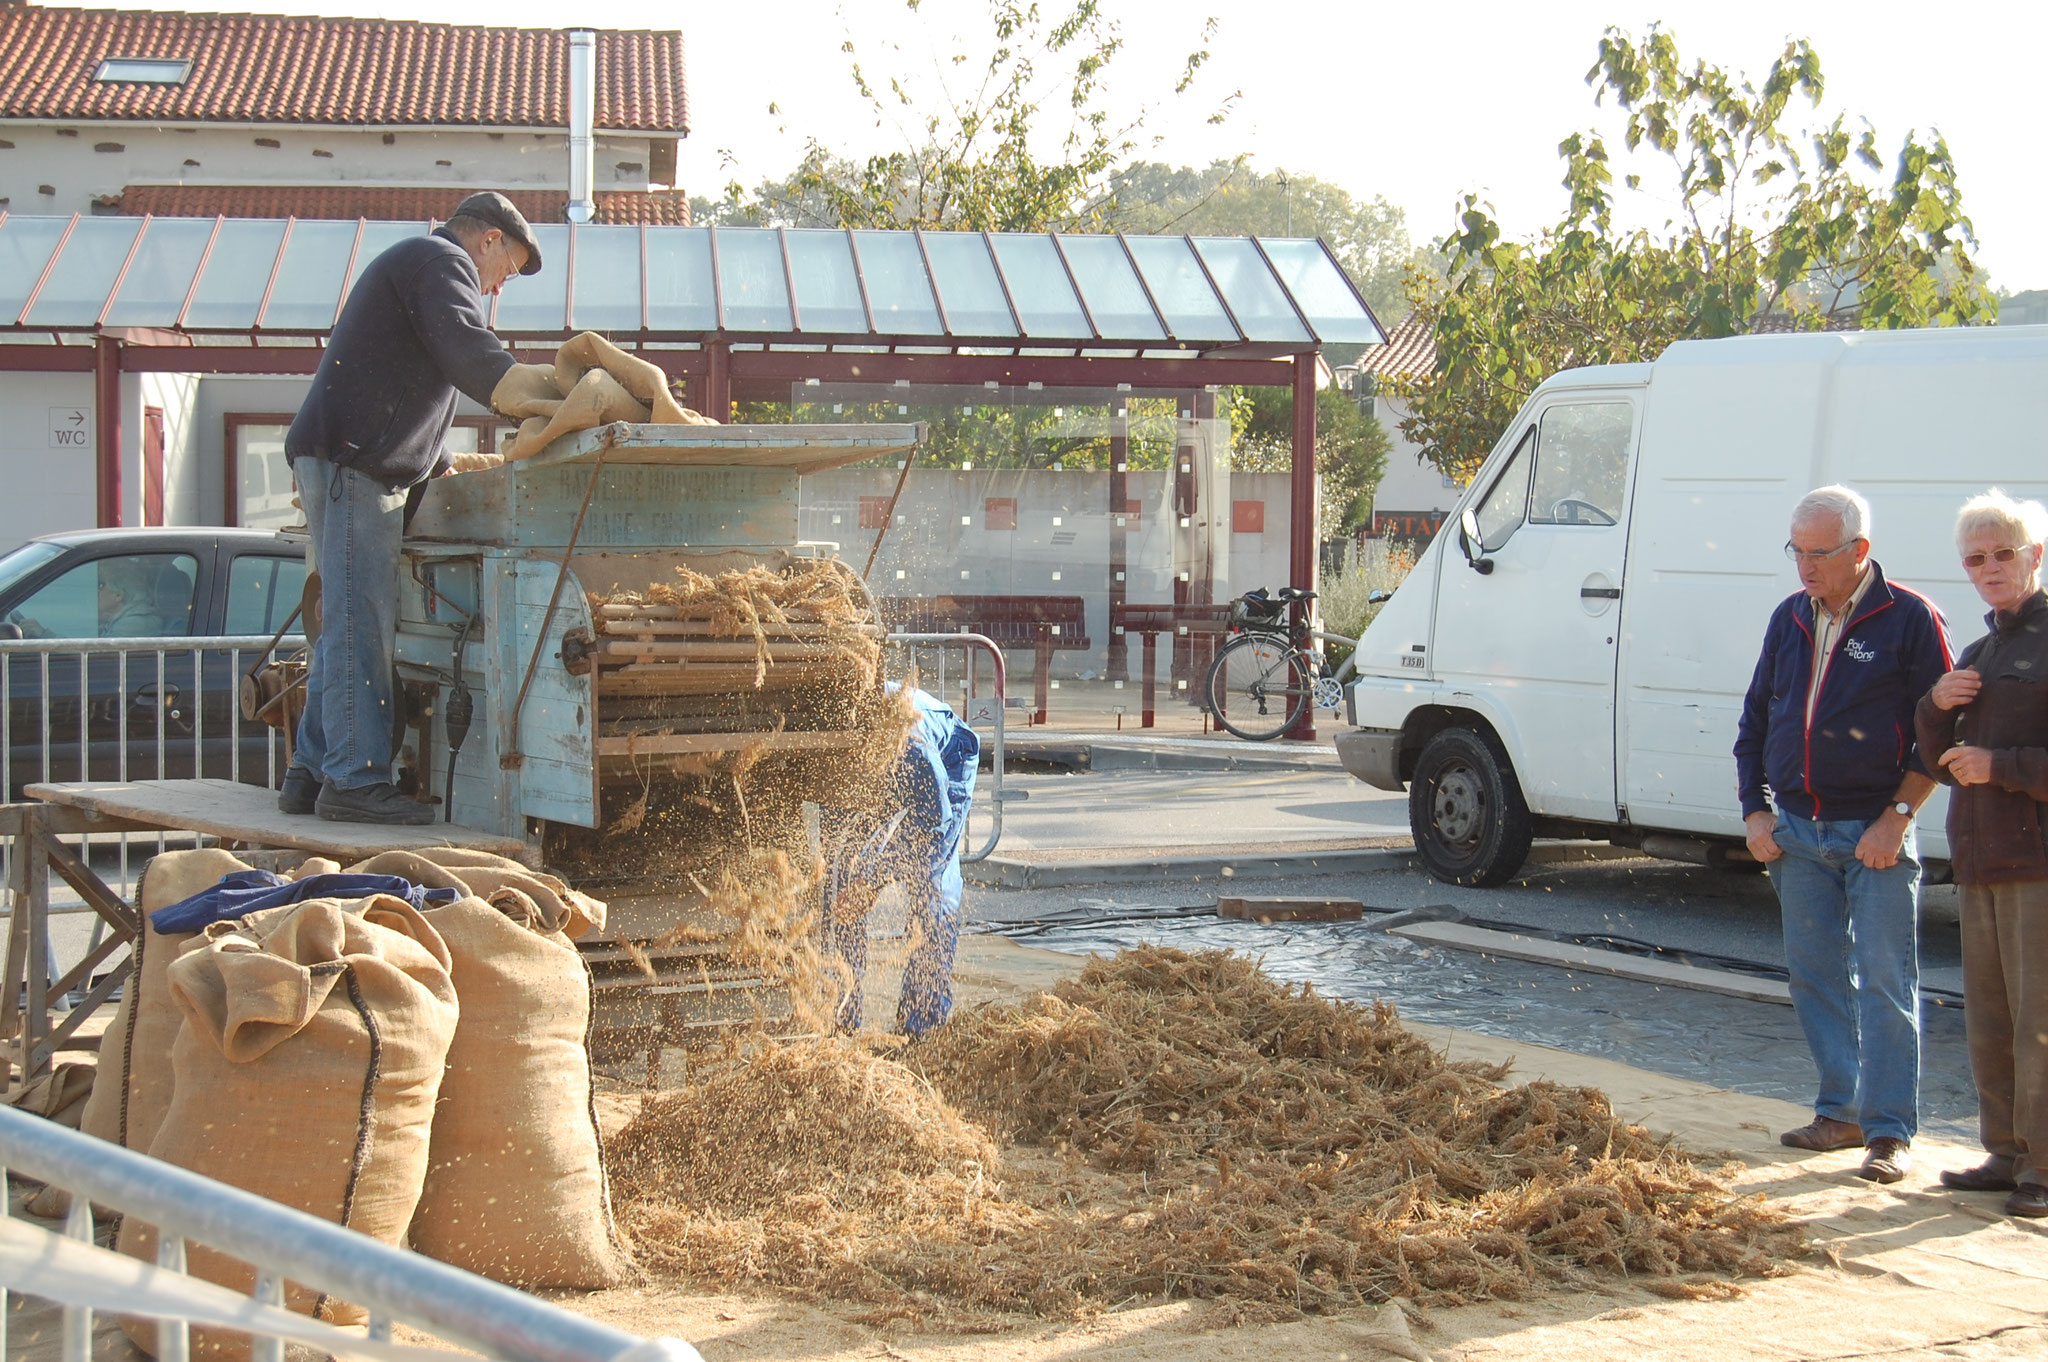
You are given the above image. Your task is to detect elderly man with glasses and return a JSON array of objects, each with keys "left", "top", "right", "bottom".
[
  {"left": 1735, "top": 485, "right": 1954, "bottom": 1183},
  {"left": 1915, "top": 489, "right": 2048, "bottom": 1218}
]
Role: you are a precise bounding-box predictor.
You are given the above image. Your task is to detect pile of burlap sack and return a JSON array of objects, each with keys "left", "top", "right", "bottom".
[
  {"left": 45, "top": 845, "right": 630, "bottom": 1360},
  {"left": 483, "top": 331, "right": 719, "bottom": 466}
]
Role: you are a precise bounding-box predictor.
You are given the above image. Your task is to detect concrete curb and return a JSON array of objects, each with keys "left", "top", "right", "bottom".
[
  {"left": 1389, "top": 921, "right": 1794, "bottom": 1006},
  {"left": 1001, "top": 736, "right": 1342, "bottom": 774},
  {"left": 967, "top": 846, "right": 1416, "bottom": 889}
]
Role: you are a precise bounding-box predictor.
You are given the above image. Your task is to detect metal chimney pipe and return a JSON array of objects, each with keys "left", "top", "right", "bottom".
[{"left": 566, "top": 29, "right": 596, "bottom": 224}]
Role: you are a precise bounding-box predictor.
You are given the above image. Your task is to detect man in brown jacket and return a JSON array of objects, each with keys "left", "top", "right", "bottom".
[{"left": 1916, "top": 488, "right": 2048, "bottom": 1219}]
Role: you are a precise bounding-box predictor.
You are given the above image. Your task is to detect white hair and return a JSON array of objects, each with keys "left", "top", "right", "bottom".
[
  {"left": 1791, "top": 485, "right": 1871, "bottom": 543},
  {"left": 1955, "top": 488, "right": 2048, "bottom": 552}
]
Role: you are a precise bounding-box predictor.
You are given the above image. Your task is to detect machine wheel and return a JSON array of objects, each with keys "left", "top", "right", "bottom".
[{"left": 1408, "top": 726, "right": 1533, "bottom": 886}]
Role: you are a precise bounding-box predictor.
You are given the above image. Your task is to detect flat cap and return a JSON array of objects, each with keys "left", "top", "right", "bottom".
[{"left": 450, "top": 191, "right": 543, "bottom": 275}]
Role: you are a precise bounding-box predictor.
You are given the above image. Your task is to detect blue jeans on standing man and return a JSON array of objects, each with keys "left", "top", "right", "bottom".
[
  {"left": 290, "top": 455, "right": 406, "bottom": 791},
  {"left": 1768, "top": 809, "right": 1923, "bottom": 1143}
]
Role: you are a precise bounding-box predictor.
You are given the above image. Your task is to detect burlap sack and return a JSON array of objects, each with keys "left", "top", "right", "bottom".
[
  {"left": 78, "top": 849, "right": 253, "bottom": 1154},
  {"left": 491, "top": 331, "right": 717, "bottom": 461},
  {"left": 344, "top": 848, "right": 607, "bottom": 939},
  {"left": 408, "top": 890, "right": 627, "bottom": 1288},
  {"left": 118, "top": 896, "right": 458, "bottom": 1361}
]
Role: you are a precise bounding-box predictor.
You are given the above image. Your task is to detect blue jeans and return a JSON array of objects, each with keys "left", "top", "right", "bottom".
[
  {"left": 822, "top": 853, "right": 962, "bottom": 1038},
  {"left": 290, "top": 456, "right": 406, "bottom": 791},
  {"left": 1768, "top": 810, "right": 1923, "bottom": 1142}
]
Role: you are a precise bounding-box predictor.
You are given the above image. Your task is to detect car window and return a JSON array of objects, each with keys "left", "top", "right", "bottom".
[
  {"left": 1528, "top": 402, "right": 1633, "bottom": 526},
  {"left": 1473, "top": 428, "right": 1536, "bottom": 551},
  {"left": 7, "top": 553, "right": 200, "bottom": 639},
  {"left": 224, "top": 553, "right": 310, "bottom": 636},
  {"left": 0, "top": 541, "right": 66, "bottom": 598}
]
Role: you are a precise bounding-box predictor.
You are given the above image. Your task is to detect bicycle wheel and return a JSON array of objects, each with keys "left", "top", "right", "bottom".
[{"left": 1206, "top": 633, "right": 1311, "bottom": 741}]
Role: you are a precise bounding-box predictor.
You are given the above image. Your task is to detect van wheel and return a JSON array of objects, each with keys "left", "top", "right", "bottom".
[{"left": 1409, "top": 726, "right": 1533, "bottom": 887}]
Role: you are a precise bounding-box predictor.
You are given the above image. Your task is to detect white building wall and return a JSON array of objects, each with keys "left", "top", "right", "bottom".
[
  {"left": 1369, "top": 392, "right": 1464, "bottom": 540},
  {"left": 0, "top": 124, "right": 671, "bottom": 216},
  {"left": 0, "top": 371, "right": 96, "bottom": 546},
  {"left": 136, "top": 370, "right": 201, "bottom": 526}
]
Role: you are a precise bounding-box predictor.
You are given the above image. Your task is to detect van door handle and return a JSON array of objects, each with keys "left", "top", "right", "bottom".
[{"left": 1580, "top": 587, "right": 1621, "bottom": 599}]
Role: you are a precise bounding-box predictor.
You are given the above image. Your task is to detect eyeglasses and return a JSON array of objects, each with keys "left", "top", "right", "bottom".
[
  {"left": 1784, "top": 540, "right": 1858, "bottom": 565},
  {"left": 1962, "top": 546, "right": 2031, "bottom": 569}
]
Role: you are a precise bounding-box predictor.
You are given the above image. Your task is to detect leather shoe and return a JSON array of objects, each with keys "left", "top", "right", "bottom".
[
  {"left": 315, "top": 781, "right": 434, "bottom": 827},
  {"left": 1857, "top": 1137, "right": 1911, "bottom": 1184},
  {"left": 277, "top": 767, "right": 321, "bottom": 816},
  {"left": 1780, "top": 1116, "right": 1864, "bottom": 1152},
  {"left": 2004, "top": 1183, "right": 2048, "bottom": 1218},
  {"left": 1941, "top": 1160, "right": 2019, "bottom": 1193}
]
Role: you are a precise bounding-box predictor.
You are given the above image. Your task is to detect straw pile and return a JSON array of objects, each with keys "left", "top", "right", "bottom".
[{"left": 610, "top": 946, "right": 1806, "bottom": 1325}]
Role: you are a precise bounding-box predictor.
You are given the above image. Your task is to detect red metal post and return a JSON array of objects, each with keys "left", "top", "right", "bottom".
[
  {"left": 94, "top": 334, "right": 123, "bottom": 528},
  {"left": 1286, "top": 352, "right": 1318, "bottom": 740},
  {"left": 1141, "top": 630, "right": 1158, "bottom": 729},
  {"left": 1106, "top": 424, "right": 1129, "bottom": 681}
]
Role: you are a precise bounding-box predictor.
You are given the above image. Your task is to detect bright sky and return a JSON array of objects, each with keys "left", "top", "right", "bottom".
[{"left": 118, "top": 0, "right": 2048, "bottom": 290}]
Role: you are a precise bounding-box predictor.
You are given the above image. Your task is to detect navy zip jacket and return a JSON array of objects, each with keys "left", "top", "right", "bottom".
[
  {"left": 1735, "top": 561, "right": 1953, "bottom": 822},
  {"left": 285, "top": 229, "right": 516, "bottom": 491}
]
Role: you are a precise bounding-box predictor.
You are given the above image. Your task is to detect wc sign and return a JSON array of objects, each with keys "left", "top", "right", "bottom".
[{"left": 49, "top": 407, "right": 91, "bottom": 450}]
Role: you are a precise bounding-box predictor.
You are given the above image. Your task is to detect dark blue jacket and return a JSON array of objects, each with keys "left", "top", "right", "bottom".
[
  {"left": 1735, "top": 561, "right": 1954, "bottom": 822},
  {"left": 286, "top": 229, "right": 516, "bottom": 491}
]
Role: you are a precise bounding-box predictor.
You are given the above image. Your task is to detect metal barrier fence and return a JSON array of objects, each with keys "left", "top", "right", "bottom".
[
  {"left": 0, "top": 634, "right": 299, "bottom": 906},
  {"left": 884, "top": 631, "right": 1007, "bottom": 863},
  {"left": 0, "top": 1104, "right": 702, "bottom": 1362}
]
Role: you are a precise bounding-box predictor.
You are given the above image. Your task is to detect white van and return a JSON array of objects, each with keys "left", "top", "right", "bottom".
[{"left": 1336, "top": 325, "right": 2048, "bottom": 885}]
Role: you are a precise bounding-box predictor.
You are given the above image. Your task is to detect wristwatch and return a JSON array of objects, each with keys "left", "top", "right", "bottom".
[{"left": 1894, "top": 800, "right": 1914, "bottom": 817}]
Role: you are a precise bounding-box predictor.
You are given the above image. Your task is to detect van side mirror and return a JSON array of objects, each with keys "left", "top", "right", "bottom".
[
  {"left": 1366, "top": 589, "right": 1392, "bottom": 605},
  {"left": 1458, "top": 508, "right": 1494, "bottom": 575}
]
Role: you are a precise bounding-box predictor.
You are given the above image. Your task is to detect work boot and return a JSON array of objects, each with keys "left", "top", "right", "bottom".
[
  {"left": 316, "top": 781, "right": 434, "bottom": 827},
  {"left": 1857, "top": 1137, "right": 1911, "bottom": 1184},
  {"left": 1940, "top": 1158, "right": 2019, "bottom": 1193},
  {"left": 277, "top": 767, "right": 321, "bottom": 816},
  {"left": 1780, "top": 1115, "right": 1864, "bottom": 1152}
]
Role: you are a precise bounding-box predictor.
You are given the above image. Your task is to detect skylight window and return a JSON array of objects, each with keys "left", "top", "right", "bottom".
[{"left": 94, "top": 58, "right": 191, "bottom": 84}]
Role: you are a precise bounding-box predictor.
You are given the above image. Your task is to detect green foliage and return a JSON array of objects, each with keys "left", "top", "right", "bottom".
[
  {"left": 709, "top": 1, "right": 1229, "bottom": 232},
  {"left": 1231, "top": 384, "right": 1389, "bottom": 534},
  {"left": 1394, "top": 26, "right": 1996, "bottom": 480},
  {"left": 1106, "top": 160, "right": 1426, "bottom": 333}
]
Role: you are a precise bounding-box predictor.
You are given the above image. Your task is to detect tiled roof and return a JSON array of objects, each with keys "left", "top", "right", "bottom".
[
  {"left": 110, "top": 182, "right": 693, "bottom": 225},
  {"left": 1356, "top": 309, "right": 1435, "bottom": 377},
  {"left": 0, "top": 8, "right": 687, "bottom": 131}
]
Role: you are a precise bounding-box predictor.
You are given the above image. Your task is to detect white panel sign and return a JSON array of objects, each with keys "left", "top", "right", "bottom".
[{"left": 48, "top": 407, "right": 91, "bottom": 450}]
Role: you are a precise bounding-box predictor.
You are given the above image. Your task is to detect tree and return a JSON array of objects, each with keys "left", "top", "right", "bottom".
[
  {"left": 1394, "top": 27, "right": 1996, "bottom": 480},
  {"left": 711, "top": 1, "right": 1230, "bottom": 233},
  {"left": 1231, "top": 384, "right": 1389, "bottom": 535},
  {"left": 1106, "top": 160, "right": 1424, "bottom": 333}
]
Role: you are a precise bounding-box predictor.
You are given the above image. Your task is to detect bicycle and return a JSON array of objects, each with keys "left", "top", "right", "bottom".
[{"left": 1203, "top": 586, "right": 1362, "bottom": 741}]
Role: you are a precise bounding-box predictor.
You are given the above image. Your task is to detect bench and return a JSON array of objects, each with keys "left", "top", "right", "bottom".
[
  {"left": 881, "top": 595, "right": 1091, "bottom": 723},
  {"left": 1110, "top": 602, "right": 1231, "bottom": 728}
]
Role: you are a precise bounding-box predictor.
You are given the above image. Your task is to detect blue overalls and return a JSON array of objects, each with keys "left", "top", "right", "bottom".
[{"left": 821, "top": 686, "right": 980, "bottom": 1037}]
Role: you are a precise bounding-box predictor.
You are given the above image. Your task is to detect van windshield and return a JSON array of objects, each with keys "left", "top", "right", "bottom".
[{"left": 1474, "top": 429, "right": 1536, "bottom": 550}]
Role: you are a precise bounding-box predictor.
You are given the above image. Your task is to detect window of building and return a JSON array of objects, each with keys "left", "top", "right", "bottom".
[{"left": 94, "top": 58, "right": 192, "bottom": 84}]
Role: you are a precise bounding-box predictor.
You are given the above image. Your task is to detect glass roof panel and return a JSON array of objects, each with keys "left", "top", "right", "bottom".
[
  {"left": 1256, "top": 238, "right": 1383, "bottom": 343},
  {"left": 104, "top": 217, "right": 218, "bottom": 326},
  {"left": 1190, "top": 237, "right": 1309, "bottom": 343},
  {"left": 1054, "top": 235, "right": 1165, "bottom": 340},
  {"left": 344, "top": 221, "right": 429, "bottom": 298},
  {"left": 491, "top": 223, "right": 569, "bottom": 332},
  {"left": 24, "top": 217, "right": 143, "bottom": 326},
  {"left": 570, "top": 225, "right": 643, "bottom": 331},
  {"left": 786, "top": 229, "right": 867, "bottom": 333},
  {"left": 0, "top": 217, "right": 80, "bottom": 325},
  {"left": 849, "top": 232, "right": 940, "bottom": 333},
  {"left": 257, "top": 220, "right": 357, "bottom": 330},
  {"left": 1123, "top": 235, "right": 1238, "bottom": 342},
  {"left": 921, "top": 233, "right": 1017, "bottom": 337},
  {"left": 714, "top": 228, "right": 793, "bottom": 331},
  {"left": 989, "top": 234, "right": 1091, "bottom": 338},
  {"left": 183, "top": 219, "right": 288, "bottom": 329},
  {"left": 644, "top": 227, "right": 716, "bottom": 331}
]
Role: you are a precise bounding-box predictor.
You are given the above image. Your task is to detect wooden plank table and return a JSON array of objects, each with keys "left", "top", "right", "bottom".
[{"left": 25, "top": 779, "right": 537, "bottom": 866}]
